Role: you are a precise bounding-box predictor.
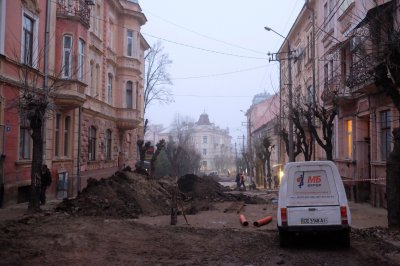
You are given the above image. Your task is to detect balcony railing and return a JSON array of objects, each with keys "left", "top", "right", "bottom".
[
  {"left": 346, "top": 54, "right": 376, "bottom": 89},
  {"left": 57, "top": 0, "right": 91, "bottom": 27}
]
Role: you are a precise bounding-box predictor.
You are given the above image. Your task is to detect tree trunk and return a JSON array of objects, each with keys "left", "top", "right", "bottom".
[
  {"left": 386, "top": 128, "right": 400, "bottom": 229},
  {"left": 28, "top": 117, "right": 43, "bottom": 213}
]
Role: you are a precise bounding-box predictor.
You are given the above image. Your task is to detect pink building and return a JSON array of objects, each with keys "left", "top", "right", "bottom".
[
  {"left": 0, "top": 0, "right": 148, "bottom": 206},
  {"left": 245, "top": 93, "right": 280, "bottom": 187},
  {"left": 273, "top": 0, "right": 397, "bottom": 207}
]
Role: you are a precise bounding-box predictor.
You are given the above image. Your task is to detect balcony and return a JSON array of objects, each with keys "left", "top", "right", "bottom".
[
  {"left": 117, "top": 56, "right": 141, "bottom": 73},
  {"left": 346, "top": 54, "right": 380, "bottom": 93},
  {"left": 54, "top": 80, "right": 86, "bottom": 109},
  {"left": 56, "top": 0, "right": 91, "bottom": 28},
  {"left": 116, "top": 108, "right": 142, "bottom": 130}
]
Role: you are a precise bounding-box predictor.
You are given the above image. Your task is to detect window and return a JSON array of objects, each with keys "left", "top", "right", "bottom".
[
  {"left": 55, "top": 114, "right": 71, "bottom": 157},
  {"left": 127, "top": 30, "right": 134, "bottom": 57},
  {"left": 88, "top": 126, "right": 96, "bottom": 161},
  {"left": 89, "top": 61, "right": 94, "bottom": 95},
  {"left": 324, "top": 63, "right": 328, "bottom": 88},
  {"left": 62, "top": 35, "right": 72, "bottom": 78},
  {"left": 78, "top": 39, "right": 85, "bottom": 81},
  {"left": 135, "top": 81, "right": 139, "bottom": 109},
  {"left": 203, "top": 136, "right": 207, "bottom": 144},
  {"left": 55, "top": 114, "right": 61, "bottom": 156},
  {"left": 126, "top": 81, "right": 133, "bottom": 108},
  {"left": 107, "top": 73, "right": 113, "bottom": 104},
  {"left": 64, "top": 116, "right": 70, "bottom": 156},
  {"left": 338, "top": 0, "right": 354, "bottom": 17},
  {"left": 345, "top": 119, "right": 353, "bottom": 158},
  {"left": 19, "top": 116, "right": 31, "bottom": 160},
  {"left": 22, "top": 14, "right": 34, "bottom": 66},
  {"left": 95, "top": 64, "right": 100, "bottom": 97},
  {"left": 380, "top": 110, "right": 392, "bottom": 161},
  {"left": 108, "top": 20, "right": 114, "bottom": 49},
  {"left": 91, "top": 3, "right": 101, "bottom": 36},
  {"left": 105, "top": 129, "right": 112, "bottom": 160},
  {"left": 203, "top": 149, "right": 207, "bottom": 155}
]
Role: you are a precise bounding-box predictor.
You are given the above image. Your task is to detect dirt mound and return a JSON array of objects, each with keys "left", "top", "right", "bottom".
[
  {"left": 178, "top": 174, "right": 228, "bottom": 200},
  {"left": 56, "top": 172, "right": 267, "bottom": 218},
  {"left": 177, "top": 174, "right": 267, "bottom": 214},
  {"left": 57, "top": 171, "right": 173, "bottom": 218}
]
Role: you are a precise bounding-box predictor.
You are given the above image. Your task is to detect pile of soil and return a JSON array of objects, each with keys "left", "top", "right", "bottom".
[
  {"left": 56, "top": 172, "right": 268, "bottom": 218},
  {"left": 177, "top": 174, "right": 267, "bottom": 214},
  {"left": 57, "top": 171, "right": 173, "bottom": 218}
]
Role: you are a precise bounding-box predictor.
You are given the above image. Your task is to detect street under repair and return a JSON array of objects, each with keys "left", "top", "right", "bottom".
[{"left": 0, "top": 171, "right": 399, "bottom": 265}]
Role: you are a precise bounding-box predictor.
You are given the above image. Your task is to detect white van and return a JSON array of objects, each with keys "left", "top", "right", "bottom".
[{"left": 277, "top": 161, "right": 351, "bottom": 247}]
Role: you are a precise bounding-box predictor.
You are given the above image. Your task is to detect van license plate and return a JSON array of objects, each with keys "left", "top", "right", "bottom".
[{"left": 301, "top": 218, "right": 328, "bottom": 224}]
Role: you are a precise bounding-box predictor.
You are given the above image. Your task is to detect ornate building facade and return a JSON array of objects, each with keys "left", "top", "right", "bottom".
[{"left": 0, "top": 0, "right": 148, "bottom": 206}]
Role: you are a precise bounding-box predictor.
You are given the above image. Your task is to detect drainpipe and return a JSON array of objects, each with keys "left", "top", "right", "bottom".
[
  {"left": 42, "top": 0, "right": 51, "bottom": 162},
  {"left": 77, "top": 107, "right": 82, "bottom": 194}
]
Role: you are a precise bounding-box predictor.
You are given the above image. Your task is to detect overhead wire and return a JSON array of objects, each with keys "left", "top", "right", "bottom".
[{"left": 142, "top": 9, "right": 267, "bottom": 56}]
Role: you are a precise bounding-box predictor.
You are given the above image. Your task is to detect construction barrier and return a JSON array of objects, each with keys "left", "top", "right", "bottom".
[
  {"left": 253, "top": 216, "right": 272, "bottom": 227},
  {"left": 239, "top": 214, "right": 249, "bottom": 226}
]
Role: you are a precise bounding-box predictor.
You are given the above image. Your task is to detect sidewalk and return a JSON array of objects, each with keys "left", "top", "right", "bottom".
[{"left": 0, "top": 199, "right": 62, "bottom": 222}]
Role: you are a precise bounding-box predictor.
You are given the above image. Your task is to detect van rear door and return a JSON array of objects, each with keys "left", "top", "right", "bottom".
[{"left": 286, "top": 164, "right": 341, "bottom": 226}]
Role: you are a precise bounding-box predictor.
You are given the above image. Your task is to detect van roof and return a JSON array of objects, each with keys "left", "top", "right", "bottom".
[{"left": 284, "top": 161, "right": 335, "bottom": 168}]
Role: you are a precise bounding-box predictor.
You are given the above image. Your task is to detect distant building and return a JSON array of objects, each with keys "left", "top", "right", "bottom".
[{"left": 159, "top": 113, "right": 234, "bottom": 175}]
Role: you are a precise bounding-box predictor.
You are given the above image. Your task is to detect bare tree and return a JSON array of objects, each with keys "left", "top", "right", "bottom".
[
  {"left": 11, "top": 49, "right": 65, "bottom": 212},
  {"left": 254, "top": 136, "right": 274, "bottom": 188},
  {"left": 163, "top": 117, "right": 200, "bottom": 176},
  {"left": 370, "top": 2, "right": 400, "bottom": 229},
  {"left": 144, "top": 41, "right": 173, "bottom": 116}
]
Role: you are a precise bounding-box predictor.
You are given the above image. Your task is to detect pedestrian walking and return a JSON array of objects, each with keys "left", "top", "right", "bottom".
[
  {"left": 240, "top": 173, "right": 246, "bottom": 190},
  {"left": 40, "top": 164, "right": 52, "bottom": 205},
  {"left": 267, "top": 176, "right": 272, "bottom": 190},
  {"left": 235, "top": 173, "right": 241, "bottom": 189}
]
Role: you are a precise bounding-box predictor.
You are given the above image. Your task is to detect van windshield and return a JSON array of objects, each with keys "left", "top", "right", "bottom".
[{"left": 287, "top": 169, "right": 339, "bottom": 206}]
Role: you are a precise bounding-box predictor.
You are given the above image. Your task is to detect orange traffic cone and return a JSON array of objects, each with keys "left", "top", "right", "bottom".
[
  {"left": 239, "top": 214, "right": 249, "bottom": 226},
  {"left": 253, "top": 216, "right": 272, "bottom": 227}
]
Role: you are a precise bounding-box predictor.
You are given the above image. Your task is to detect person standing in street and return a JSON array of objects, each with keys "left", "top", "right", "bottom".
[
  {"left": 240, "top": 173, "right": 246, "bottom": 190},
  {"left": 235, "top": 173, "right": 240, "bottom": 189},
  {"left": 40, "top": 164, "right": 52, "bottom": 205}
]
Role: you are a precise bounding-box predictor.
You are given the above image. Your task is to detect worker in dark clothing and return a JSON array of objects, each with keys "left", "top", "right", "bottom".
[{"left": 40, "top": 164, "right": 52, "bottom": 205}]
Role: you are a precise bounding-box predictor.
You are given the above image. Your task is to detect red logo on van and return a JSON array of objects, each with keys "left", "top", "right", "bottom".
[{"left": 308, "top": 176, "right": 321, "bottom": 183}]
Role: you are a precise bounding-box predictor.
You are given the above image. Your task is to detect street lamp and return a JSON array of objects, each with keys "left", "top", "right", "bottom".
[{"left": 265, "top": 26, "right": 294, "bottom": 162}]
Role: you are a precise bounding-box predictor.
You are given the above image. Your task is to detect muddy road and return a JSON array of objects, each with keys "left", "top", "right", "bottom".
[{"left": 0, "top": 172, "right": 399, "bottom": 265}]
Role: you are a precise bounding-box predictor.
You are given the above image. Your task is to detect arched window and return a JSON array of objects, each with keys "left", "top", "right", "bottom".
[
  {"left": 126, "top": 81, "right": 133, "bottom": 108},
  {"left": 88, "top": 126, "right": 96, "bottom": 161},
  {"left": 107, "top": 73, "right": 113, "bottom": 104},
  {"left": 89, "top": 60, "right": 94, "bottom": 96},
  {"left": 105, "top": 129, "right": 112, "bottom": 160}
]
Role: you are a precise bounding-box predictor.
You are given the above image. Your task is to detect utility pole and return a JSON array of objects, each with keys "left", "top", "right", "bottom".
[
  {"left": 306, "top": 0, "right": 317, "bottom": 161},
  {"left": 266, "top": 26, "right": 294, "bottom": 162}
]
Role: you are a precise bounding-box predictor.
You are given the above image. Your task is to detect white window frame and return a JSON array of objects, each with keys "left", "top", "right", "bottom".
[
  {"left": 21, "top": 9, "right": 39, "bottom": 68},
  {"left": 62, "top": 35, "right": 73, "bottom": 78},
  {"left": 78, "top": 39, "right": 85, "bottom": 81},
  {"left": 127, "top": 30, "right": 133, "bottom": 57}
]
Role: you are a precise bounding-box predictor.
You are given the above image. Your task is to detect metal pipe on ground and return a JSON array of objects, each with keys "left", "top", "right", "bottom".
[
  {"left": 239, "top": 214, "right": 249, "bottom": 226},
  {"left": 253, "top": 216, "right": 272, "bottom": 227}
]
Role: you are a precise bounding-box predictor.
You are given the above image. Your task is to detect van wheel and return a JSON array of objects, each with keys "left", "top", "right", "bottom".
[
  {"left": 279, "top": 231, "right": 290, "bottom": 248},
  {"left": 339, "top": 231, "right": 350, "bottom": 248}
]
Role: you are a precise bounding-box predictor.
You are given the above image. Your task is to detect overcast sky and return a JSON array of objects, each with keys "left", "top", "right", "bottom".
[{"left": 140, "top": 0, "right": 304, "bottom": 143}]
